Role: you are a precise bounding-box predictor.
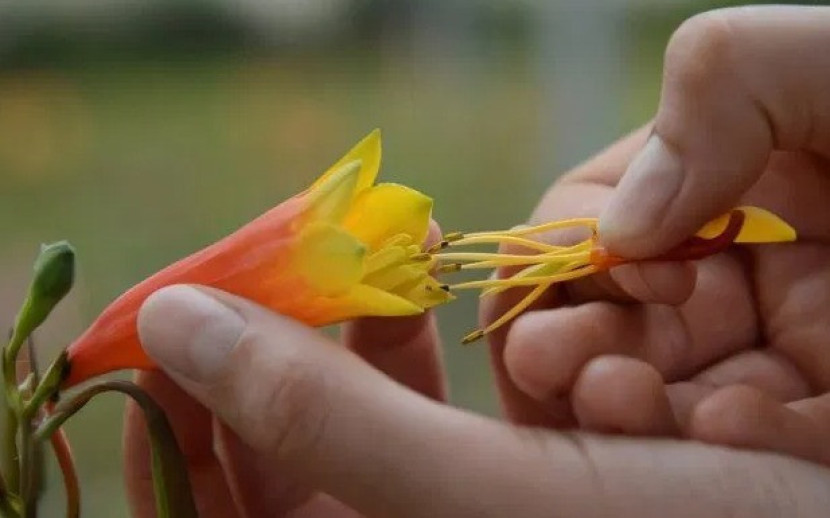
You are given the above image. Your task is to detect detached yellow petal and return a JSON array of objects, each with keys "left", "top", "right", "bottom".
[
  {"left": 342, "top": 183, "right": 432, "bottom": 250},
  {"left": 696, "top": 206, "right": 796, "bottom": 243},
  {"left": 294, "top": 222, "right": 366, "bottom": 296},
  {"left": 311, "top": 129, "right": 382, "bottom": 196}
]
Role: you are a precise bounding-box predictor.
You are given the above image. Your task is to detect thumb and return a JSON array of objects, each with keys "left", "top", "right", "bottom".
[
  {"left": 599, "top": 6, "right": 830, "bottom": 257},
  {"left": 135, "top": 285, "right": 596, "bottom": 517},
  {"left": 135, "top": 286, "right": 830, "bottom": 517}
]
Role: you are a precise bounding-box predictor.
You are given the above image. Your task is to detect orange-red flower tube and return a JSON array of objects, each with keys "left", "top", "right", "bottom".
[{"left": 64, "top": 131, "right": 452, "bottom": 386}]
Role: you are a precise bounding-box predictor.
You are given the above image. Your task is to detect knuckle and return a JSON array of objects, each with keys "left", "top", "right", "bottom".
[
  {"left": 226, "top": 332, "right": 332, "bottom": 464},
  {"left": 664, "top": 10, "right": 738, "bottom": 96}
]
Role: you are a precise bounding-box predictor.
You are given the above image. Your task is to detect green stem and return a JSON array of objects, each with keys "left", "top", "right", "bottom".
[
  {"left": 1, "top": 332, "right": 21, "bottom": 495},
  {"left": 0, "top": 466, "right": 16, "bottom": 517},
  {"left": 36, "top": 381, "right": 198, "bottom": 518},
  {"left": 22, "top": 353, "right": 67, "bottom": 422},
  {"left": 0, "top": 491, "right": 20, "bottom": 518},
  {"left": 18, "top": 427, "right": 31, "bottom": 518},
  {"left": 1, "top": 413, "right": 17, "bottom": 496}
]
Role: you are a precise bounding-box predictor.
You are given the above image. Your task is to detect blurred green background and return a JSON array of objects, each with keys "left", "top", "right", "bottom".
[{"left": 0, "top": 0, "right": 822, "bottom": 515}]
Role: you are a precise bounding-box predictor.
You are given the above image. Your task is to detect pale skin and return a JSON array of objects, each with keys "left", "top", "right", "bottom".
[{"left": 124, "top": 5, "right": 830, "bottom": 517}]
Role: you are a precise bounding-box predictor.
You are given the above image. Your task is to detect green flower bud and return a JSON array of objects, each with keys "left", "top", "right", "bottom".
[
  {"left": 9, "top": 242, "right": 75, "bottom": 357},
  {"left": 32, "top": 241, "right": 75, "bottom": 302}
]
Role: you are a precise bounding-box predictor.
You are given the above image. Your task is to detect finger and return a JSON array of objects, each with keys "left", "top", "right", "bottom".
[
  {"left": 134, "top": 285, "right": 830, "bottom": 517},
  {"left": 572, "top": 356, "right": 679, "bottom": 436},
  {"left": 340, "top": 219, "right": 446, "bottom": 400},
  {"left": 482, "top": 282, "right": 571, "bottom": 427},
  {"left": 693, "top": 349, "right": 811, "bottom": 402},
  {"left": 504, "top": 256, "right": 755, "bottom": 405},
  {"left": 578, "top": 432, "right": 830, "bottom": 517},
  {"left": 123, "top": 371, "right": 240, "bottom": 518},
  {"left": 342, "top": 312, "right": 446, "bottom": 401},
  {"left": 531, "top": 149, "right": 696, "bottom": 306},
  {"left": 213, "top": 421, "right": 360, "bottom": 518},
  {"left": 601, "top": 5, "right": 830, "bottom": 257},
  {"left": 660, "top": 349, "right": 811, "bottom": 431},
  {"left": 485, "top": 128, "right": 682, "bottom": 425},
  {"left": 689, "top": 385, "right": 830, "bottom": 466}
]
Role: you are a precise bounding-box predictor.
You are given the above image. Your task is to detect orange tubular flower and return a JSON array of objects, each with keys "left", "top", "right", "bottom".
[
  {"left": 433, "top": 206, "right": 796, "bottom": 343},
  {"left": 64, "top": 130, "right": 452, "bottom": 386}
]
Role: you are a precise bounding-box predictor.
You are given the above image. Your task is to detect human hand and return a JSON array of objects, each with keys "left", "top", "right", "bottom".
[
  {"left": 484, "top": 5, "right": 830, "bottom": 466},
  {"left": 125, "top": 285, "right": 830, "bottom": 517}
]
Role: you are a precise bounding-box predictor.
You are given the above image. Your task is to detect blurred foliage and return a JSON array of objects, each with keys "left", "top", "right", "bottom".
[{"left": 0, "top": 0, "right": 825, "bottom": 515}]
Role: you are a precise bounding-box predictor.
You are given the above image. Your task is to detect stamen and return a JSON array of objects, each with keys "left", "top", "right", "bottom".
[
  {"left": 426, "top": 218, "right": 604, "bottom": 344},
  {"left": 448, "top": 265, "right": 598, "bottom": 291},
  {"left": 463, "top": 218, "right": 597, "bottom": 239},
  {"left": 439, "top": 251, "right": 591, "bottom": 270},
  {"left": 448, "top": 235, "right": 566, "bottom": 253},
  {"left": 480, "top": 260, "right": 585, "bottom": 297},
  {"left": 461, "top": 282, "right": 551, "bottom": 344}
]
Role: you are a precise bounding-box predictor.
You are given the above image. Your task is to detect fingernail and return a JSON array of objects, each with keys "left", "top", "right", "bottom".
[
  {"left": 138, "top": 285, "right": 245, "bottom": 381},
  {"left": 599, "top": 135, "right": 684, "bottom": 251}
]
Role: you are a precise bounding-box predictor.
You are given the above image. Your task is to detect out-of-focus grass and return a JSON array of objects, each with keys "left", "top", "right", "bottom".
[{"left": 0, "top": 40, "right": 661, "bottom": 515}]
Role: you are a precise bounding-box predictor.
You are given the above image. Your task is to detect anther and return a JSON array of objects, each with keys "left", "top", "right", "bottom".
[
  {"left": 425, "top": 284, "right": 451, "bottom": 292},
  {"left": 437, "top": 263, "right": 462, "bottom": 273},
  {"left": 461, "top": 329, "right": 485, "bottom": 345},
  {"left": 410, "top": 253, "right": 432, "bottom": 262},
  {"left": 427, "top": 241, "right": 449, "bottom": 253}
]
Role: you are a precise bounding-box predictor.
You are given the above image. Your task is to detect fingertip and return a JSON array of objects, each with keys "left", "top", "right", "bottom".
[
  {"left": 689, "top": 385, "right": 769, "bottom": 444},
  {"left": 503, "top": 311, "right": 561, "bottom": 402},
  {"left": 573, "top": 355, "right": 678, "bottom": 436},
  {"left": 426, "top": 219, "right": 442, "bottom": 248},
  {"left": 687, "top": 385, "right": 829, "bottom": 465},
  {"left": 343, "top": 311, "right": 447, "bottom": 401},
  {"left": 503, "top": 304, "right": 626, "bottom": 404},
  {"left": 138, "top": 285, "right": 246, "bottom": 383}
]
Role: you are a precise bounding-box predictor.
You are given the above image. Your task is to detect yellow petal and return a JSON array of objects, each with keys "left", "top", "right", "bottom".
[
  {"left": 400, "top": 278, "right": 454, "bottom": 309},
  {"left": 342, "top": 184, "right": 433, "bottom": 250},
  {"left": 305, "top": 160, "right": 361, "bottom": 224},
  {"left": 340, "top": 284, "right": 424, "bottom": 317},
  {"left": 695, "top": 206, "right": 796, "bottom": 243},
  {"left": 310, "top": 129, "right": 382, "bottom": 196},
  {"left": 363, "top": 263, "right": 428, "bottom": 293},
  {"left": 363, "top": 246, "right": 409, "bottom": 276},
  {"left": 294, "top": 222, "right": 366, "bottom": 297}
]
